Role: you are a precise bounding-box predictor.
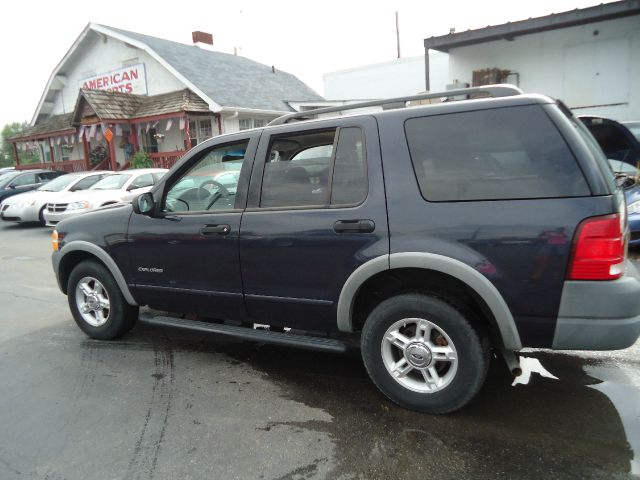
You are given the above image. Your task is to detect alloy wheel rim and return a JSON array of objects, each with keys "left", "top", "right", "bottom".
[
  {"left": 381, "top": 317, "right": 458, "bottom": 393},
  {"left": 75, "top": 276, "right": 110, "bottom": 327}
]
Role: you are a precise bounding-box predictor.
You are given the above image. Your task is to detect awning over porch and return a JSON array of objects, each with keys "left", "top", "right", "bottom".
[
  {"left": 9, "top": 113, "right": 75, "bottom": 142},
  {"left": 9, "top": 89, "right": 212, "bottom": 171},
  {"left": 74, "top": 88, "right": 210, "bottom": 122}
]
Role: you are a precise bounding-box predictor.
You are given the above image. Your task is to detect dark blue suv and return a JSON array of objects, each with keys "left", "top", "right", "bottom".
[{"left": 51, "top": 85, "right": 640, "bottom": 413}]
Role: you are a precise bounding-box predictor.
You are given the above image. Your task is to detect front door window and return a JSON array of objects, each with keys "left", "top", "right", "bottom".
[{"left": 164, "top": 141, "right": 248, "bottom": 213}]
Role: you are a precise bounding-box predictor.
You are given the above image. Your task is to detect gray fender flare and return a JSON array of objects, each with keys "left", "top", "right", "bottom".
[
  {"left": 336, "top": 252, "right": 522, "bottom": 350},
  {"left": 53, "top": 240, "right": 138, "bottom": 306}
]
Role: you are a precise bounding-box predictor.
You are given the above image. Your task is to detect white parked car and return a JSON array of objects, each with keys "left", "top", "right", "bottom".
[
  {"left": 44, "top": 168, "right": 168, "bottom": 227},
  {"left": 0, "top": 171, "right": 111, "bottom": 226}
]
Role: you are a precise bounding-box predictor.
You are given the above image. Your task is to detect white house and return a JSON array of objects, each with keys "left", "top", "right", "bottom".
[
  {"left": 323, "top": 52, "right": 449, "bottom": 100},
  {"left": 11, "top": 24, "right": 324, "bottom": 171},
  {"left": 423, "top": 0, "right": 640, "bottom": 121}
]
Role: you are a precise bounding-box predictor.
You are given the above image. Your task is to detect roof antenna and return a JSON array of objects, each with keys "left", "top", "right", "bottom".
[{"left": 272, "top": 65, "right": 276, "bottom": 74}]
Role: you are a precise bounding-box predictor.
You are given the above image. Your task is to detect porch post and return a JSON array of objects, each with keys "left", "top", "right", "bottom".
[
  {"left": 216, "top": 113, "right": 223, "bottom": 135},
  {"left": 48, "top": 138, "right": 55, "bottom": 164},
  {"left": 12, "top": 142, "right": 20, "bottom": 166},
  {"left": 184, "top": 114, "right": 192, "bottom": 150},
  {"left": 132, "top": 123, "right": 139, "bottom": 152},
  {"left": 108, "top": 127, "right": 117, "bottom": 171},
  {"left": 82, "top": 131, "right": 90, "bottom": 170}
]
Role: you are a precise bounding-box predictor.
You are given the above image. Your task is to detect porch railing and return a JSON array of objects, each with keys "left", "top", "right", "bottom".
[
  {"left": 92, "top": 158, "right": 111, "bottom": 171},
  {"left": 149, "top": 151, "right": 185, "bottom": 169},
  {"left": 16, "top": 159, "right": 86, "bottom": 173}
]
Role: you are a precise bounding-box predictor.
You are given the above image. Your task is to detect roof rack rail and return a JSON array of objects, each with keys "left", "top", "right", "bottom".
[{"left": 269, "top": 84, "right": 523, "bottom": 126}]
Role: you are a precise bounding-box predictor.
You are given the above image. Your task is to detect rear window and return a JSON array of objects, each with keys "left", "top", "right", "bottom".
[{"left": 405, "top": 105, "right": 590, "bottom": 201}]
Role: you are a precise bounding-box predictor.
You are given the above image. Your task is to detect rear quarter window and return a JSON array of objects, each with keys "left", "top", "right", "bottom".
[{"left": 404, "top": 105, "right": 590, "bottom": 201}]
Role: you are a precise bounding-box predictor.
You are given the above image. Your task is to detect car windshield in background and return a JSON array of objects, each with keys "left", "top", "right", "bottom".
[
  {"left": 38, "top": 174, "right": 80, "bottom": 192},
  {"left": 609, "top": 159, "right": 638, "bottom": 175},
  {"left": 624, "top": 122, "right": 640, "bottom": 142},
  {"left": 90, "top": 174, "right": 132, "bottom": 190},
  {"left": 0, "top": 172, "right": 20, "bottom": 189}
]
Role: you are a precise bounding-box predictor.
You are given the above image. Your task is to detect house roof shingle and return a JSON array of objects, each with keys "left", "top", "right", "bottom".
[
  {"left": 12, "top": 89, "right": 211, "bottom": 141},
  {"left": 75, "top": 88, "right": 210, "bottom": 121},
  {"left": 100, "top": 25, "right": 324, "bottom": 112},
  {"left": 9, "top": 113, "right": 75, "bottom": 141}
]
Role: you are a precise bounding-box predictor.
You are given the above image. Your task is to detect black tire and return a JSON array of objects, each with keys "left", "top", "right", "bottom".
[
  {"left": 361, "top": 293, "right": 489, "bottom": 414},
  {"left": 38, "top": 206, "right": 46, "bottom": 227},
  {"left": 67, "top": 260, "right": 139, "bottom": 340}
]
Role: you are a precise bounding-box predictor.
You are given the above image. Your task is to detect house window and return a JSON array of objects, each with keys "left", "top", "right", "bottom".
[
  {"left": 187, "top": 118, "right": 214, "bottom": 148},
  {"left": 55, "top": 141, "right": 73, "bottom": 161},
  {"left": 239, "top": 118, "right": 267, "bottom": 130}
]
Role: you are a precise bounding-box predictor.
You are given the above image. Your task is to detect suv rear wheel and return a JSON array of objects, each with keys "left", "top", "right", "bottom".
[
  {"left": 361, "top": 293, "right": 489, "bottom": 414},
  {"left": 67, "top": 260, "right": 139, "bottom": 340}
]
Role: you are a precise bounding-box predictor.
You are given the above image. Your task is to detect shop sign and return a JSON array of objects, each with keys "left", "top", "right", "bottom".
[{"left": 79, "top": 63, "right": 147, "bottom": 94}]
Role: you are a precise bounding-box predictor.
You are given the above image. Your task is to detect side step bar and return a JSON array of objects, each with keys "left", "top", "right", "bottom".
[{"left": 139, "top": 314, "right": 349, "bottom": 353}]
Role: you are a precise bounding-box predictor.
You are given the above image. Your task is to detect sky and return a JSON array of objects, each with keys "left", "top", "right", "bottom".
[{"left": 0, "top": 0, "right": 609, "bottom": 128}]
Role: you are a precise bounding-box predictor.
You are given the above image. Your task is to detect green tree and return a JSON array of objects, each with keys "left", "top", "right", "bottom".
[{"left": 1, "top": 122, "right": 40, "bottom": 167}]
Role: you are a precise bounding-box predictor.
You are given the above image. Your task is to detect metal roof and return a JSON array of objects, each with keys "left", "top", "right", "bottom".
[
  {"left": 98, "top": 25, "right": 324, "bottom": 112},
  {"left": 424, "top": 0, "right": 640, "bottom": 52}
]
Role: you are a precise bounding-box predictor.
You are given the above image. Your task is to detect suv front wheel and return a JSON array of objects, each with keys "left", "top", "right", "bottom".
[
  {"left": 361, "top": 293, "right": 489, "bottom": 414},
  {"left": 67, "top": 260, "right": 139, "bottom": 340}
]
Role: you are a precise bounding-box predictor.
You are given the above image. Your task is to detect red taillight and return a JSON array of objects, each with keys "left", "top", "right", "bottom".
[{"left": 568, "top": 214, "right": 626, "bottom": 281}]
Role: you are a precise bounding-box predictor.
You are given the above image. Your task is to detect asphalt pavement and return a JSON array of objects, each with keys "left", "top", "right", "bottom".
[{"left": 0, "top": 221, "right": 638, "bottom": 480}]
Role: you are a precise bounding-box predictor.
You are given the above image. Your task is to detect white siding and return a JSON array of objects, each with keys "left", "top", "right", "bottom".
[
  {"left": 323, "top": 52, "right": 449, "bottom": 100},
  {"left": 447, "top": 16, "right": 640, "bottom": 121},
  {"left": 51, "top": 32, "right": 185, "bottom": 116}
]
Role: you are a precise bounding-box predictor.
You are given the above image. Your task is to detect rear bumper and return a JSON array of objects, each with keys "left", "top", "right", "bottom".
[{"left": 552, "top": 260, "right": 640, "bottom": 350}]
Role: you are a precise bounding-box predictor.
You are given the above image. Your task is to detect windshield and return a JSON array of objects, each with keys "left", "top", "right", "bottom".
[
  {"left": 0, "top": 172, "right": 20, "bottom": 189},
  {"left": 90, "top": 174, "right": 132, "bottom": 190},
  {"left": 625, "top": 122, "right": 640, "bottom": 142},
  {"left": 38, "top": 174, "right": 80, "bottom": 192}
]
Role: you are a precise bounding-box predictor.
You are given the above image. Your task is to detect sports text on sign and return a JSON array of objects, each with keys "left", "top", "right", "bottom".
[{"left": 79, "top": 63, "right": 148, "bottom": 95}]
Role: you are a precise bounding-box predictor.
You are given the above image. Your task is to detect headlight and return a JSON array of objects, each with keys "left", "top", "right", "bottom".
[
  {"left": 628, "top": 200, "right": 640, "bottom": 215},
  {"left": 67, "top": 201, "right": 91, "bottom": 211}
]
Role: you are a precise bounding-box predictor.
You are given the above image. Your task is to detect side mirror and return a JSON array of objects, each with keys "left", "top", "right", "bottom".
[
  {"left": 133, "top": 192, "right": 155, "bottom": 215},
  {"left": 7, "top": 185, "right": 15, "bottom": 190}
]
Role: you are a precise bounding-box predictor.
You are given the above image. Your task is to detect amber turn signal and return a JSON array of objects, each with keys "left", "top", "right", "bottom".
[{"left": 52, "top": 230, "right": 59, "bottom": 251}]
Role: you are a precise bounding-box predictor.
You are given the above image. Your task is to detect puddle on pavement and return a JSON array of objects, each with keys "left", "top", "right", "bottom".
[
  {"left": 47, "top": 323, "right": 640, "bottom": 479},
  {"left": 212, "top": 338, "right": 637, "bottom": 479},
  {"left": 584, "top": 364, "right": 640, "bottom": 475}
]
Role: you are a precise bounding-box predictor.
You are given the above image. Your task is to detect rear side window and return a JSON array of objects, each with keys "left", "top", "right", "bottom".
[
  {"left": 405, "top": 105, "right": 590, "bottom": 201},
  {"left": 260, "top": 127, "right": 367, "bottom": 208}
]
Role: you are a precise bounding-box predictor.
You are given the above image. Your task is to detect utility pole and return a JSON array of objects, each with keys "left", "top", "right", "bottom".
[{"left": 395, "top": 11, "right": 401, "bottom": 59}]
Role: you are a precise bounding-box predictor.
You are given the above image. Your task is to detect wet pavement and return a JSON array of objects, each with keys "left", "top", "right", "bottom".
[{"left": 1, "top": 221, "right": 639, "bottom": 480}]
